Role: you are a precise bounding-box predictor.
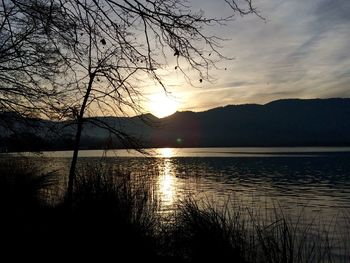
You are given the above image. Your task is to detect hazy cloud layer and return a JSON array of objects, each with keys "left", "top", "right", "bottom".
[{"left": 172, "top": 0, "right": 350, "bottom": 111}]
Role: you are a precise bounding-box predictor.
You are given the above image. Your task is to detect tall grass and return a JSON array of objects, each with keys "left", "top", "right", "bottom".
[
  {"left": 66, "top": 162, "right": 160, "bottom": 261},
  {"left": 0, "top": 159, "right": 160, "bottom": 260},
  {"left": 0, "top": 158, "right": 60, "bottom": 260},
  {"left": 0, "top": 158, "right": 348, "bottom": 262},
  {"left": 0, "top": 158, "right": 58, "bottom": 209},
  {"left": 168, "top": 198, "right": 251, "bottom": 262},
  {"left": 168, "top": 198, "right": 349, "bottom": 263}
]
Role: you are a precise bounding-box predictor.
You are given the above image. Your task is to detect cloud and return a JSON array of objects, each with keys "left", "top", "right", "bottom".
[
  {"left": 151, "top": 0, "right": 350, "bottom": 113},
  {"left": 221, "top": 81, "right": 256, "bottom": 88},
  {"left": 313, "top": 0, "right": 350, "bottom": 30}
]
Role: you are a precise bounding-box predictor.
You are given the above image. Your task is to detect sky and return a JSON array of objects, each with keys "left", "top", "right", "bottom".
[{"left": 145, "top": 0, "right": 350, "bottom": 116}]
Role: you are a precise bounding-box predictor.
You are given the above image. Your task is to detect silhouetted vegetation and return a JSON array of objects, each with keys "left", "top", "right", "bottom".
[
  {"left": 0, "top": 0, "right": 261, "bottom": 205},
  {"left": 169, "top": 199, "right": 344, "bottom": 263},
  {"left": 0, "top": 160, "right": 348, "bottom": 262}
]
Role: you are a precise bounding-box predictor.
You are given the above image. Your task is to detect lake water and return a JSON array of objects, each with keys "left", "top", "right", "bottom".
[
  {"left": 9, "top": 147, "right": 350, "bottom": 214},
  {"left": 5, "top": 147, "right": 350, "bottom": 258},
  {"left": 26, "top": 146, "right": 350, "bottom": 158}
]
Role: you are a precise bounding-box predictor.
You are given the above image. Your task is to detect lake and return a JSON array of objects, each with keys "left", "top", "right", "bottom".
[
  {"left": 9, "top": 147, "right": 350, "bottom": 214},
  {"left": 5, "top": 147, "right": 350, "bottom": 258}
]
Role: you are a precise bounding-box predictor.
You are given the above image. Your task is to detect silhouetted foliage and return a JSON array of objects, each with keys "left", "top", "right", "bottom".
[
  {"left": 48, "top": 0, "right": 259, "bottom": 204},
  {"left": 0, "top": 0, "right": 261, "bottom": 203},
  {"left": 0, "top": 0, "right": 72, "bottom": 118},
  {"left": 0, "top": 160, "right": 348, "bottom": 262}
]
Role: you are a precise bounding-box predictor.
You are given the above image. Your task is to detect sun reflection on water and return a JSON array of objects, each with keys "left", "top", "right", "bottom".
[
  {"left": 158, "top": 158, "right": 178, "bottom": 209},
  {"left": 158, "top": 148, "right": 174, "bottom": 158}
]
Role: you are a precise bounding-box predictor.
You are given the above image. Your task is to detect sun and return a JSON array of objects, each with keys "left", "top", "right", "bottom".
[{"left": 149, "top": 92, "right": 178, "bottom": 118}]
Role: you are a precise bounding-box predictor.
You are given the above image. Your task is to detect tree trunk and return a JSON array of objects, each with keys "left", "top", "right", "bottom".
[
  {"left": 66, "top": 72, "right": 95, "bottom": 206},
  {"left": 66, "top": 116, "right": 84, "bottom": 206}
]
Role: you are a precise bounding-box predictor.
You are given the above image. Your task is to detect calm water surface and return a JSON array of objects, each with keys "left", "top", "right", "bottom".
[
  {"left": 11, "top": 147, "right": 350, "bottom": 215},
  {"left": 5, "top": 147, "right": 350, "bottom": 257}
]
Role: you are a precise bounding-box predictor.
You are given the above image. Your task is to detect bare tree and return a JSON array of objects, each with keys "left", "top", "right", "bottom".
[
  {"left": 0, "top": 0, "right": 76, "bottom": 119},
  {"left": 49, "top": 0, "right": 260, "bottom": 205},
  {"left": 0, "top": 0, "right": 260, "bottom": 204}
]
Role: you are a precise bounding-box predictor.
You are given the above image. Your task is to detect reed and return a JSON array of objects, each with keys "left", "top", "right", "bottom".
[
  {"left": 169, "top": 198, "right": 349, "bottom": 263},
  {"left": 0, "top": 159, "right": 348, "bottom": 262}
]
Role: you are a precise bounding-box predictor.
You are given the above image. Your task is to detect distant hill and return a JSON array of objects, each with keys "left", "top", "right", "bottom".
[
  {"left": 152, "top": 98, "right": 350, "bottom": 147},
  {"left": 1, "top": 98, "right": 350, "bottom": 151}
]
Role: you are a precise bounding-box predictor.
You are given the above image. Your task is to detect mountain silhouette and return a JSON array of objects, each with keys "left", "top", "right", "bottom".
[
  {"left": 154, "top": 98, "right": 350, "bottom": 147},
  {"left": 1, "top": 98, "right": 350, "bottom": 151}
]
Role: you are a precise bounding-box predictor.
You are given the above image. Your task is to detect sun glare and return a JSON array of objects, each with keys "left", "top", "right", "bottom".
[
  {"left": 158, "top": 148, "right": 174, "bottom": 158},
  {"left": 149, "top": 93, "right": 178, "bottom": 118}
]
